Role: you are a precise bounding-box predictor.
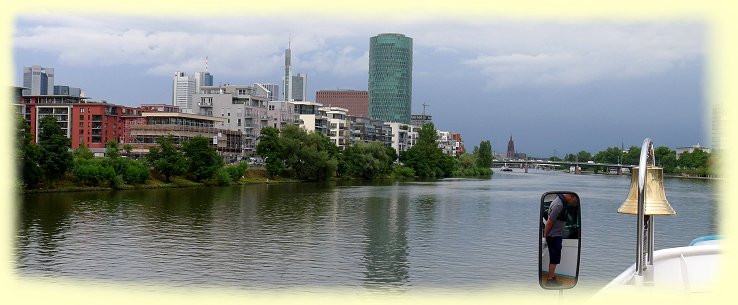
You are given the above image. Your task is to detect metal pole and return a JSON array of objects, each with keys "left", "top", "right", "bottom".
[
  {"left": 635, "top": 138, "right": 652, "bottom": 276},
  {"left": 645, "top": 142, "right": 656, "bottom": 267},
  {"left": 647, "top": 216, "right": 654, "bottom": 266}
]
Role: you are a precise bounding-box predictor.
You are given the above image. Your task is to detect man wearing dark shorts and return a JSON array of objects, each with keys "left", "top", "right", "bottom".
[{"left": 544, "top": 193, "right": 574, "bottom": 287}]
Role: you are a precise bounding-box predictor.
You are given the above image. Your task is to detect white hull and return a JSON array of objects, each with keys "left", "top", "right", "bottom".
[{"left": 599, "top": 241, "right": 720, "bottom": 294}]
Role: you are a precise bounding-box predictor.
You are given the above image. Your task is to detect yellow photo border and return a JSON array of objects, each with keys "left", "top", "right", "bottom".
[{"left": 2, "top": 1, "right": 733, "bottom": 304}]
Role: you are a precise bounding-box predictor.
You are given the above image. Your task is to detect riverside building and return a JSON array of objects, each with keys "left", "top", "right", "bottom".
[
  {"left": 191, "top": 84, "right": 270, "bottom": 157},
  {"left": 129, "top": 112, "right": 242, "bottom": 162},
  {"left": 18, "top": 92, "right": 144, "bottom": 155},
  {"left": 348, "top": 116, "right": 391, "bottom": 146},
  {"left": 323, "top": 106, "right": 350, "bottom": 150}
]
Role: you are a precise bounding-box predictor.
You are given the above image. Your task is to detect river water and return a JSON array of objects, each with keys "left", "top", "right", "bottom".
[{"left": 16, "top": 169, "right": 717, "bottom": 292}]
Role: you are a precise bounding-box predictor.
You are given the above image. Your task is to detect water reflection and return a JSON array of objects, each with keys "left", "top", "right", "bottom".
[
  {"left": 16, "top": 192, "right": 76, "bottom": 271},
  {"left": 16, "top": 171, "right": 717, "bottom": 290},
  {"left": 362, "top": 184, "right": 410, "bottom": 289}
]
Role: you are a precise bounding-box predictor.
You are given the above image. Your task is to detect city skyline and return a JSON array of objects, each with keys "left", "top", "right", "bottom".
[{"left": 12, "top": 15, "right": 708, "bottom": 157}]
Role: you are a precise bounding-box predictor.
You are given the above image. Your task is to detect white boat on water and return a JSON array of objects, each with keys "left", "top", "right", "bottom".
[{"left": 501, "top": 164, "right": 512, "bottom": 171}]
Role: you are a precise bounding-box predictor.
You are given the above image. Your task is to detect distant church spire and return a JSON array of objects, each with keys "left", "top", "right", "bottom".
[{"left": 506, "top": 135, "right": 515, "bottom": 159}]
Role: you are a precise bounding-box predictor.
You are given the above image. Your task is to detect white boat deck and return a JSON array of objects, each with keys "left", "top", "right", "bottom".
[{"left": 600, "top": 241, "right": 720, "bottom": 294}]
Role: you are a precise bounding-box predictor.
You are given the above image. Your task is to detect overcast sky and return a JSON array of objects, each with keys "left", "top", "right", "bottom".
[{"left": 12, "top": 14, "right": 709, "bottom": 157}]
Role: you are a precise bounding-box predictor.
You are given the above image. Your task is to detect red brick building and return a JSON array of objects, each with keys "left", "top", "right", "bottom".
[
  {"left": 315, "top": 90, "right": 368, "bottom": 117},
  {"left": 452, "top": 132, "right": 465, "bottom": 156},
  {"left": 19, "top": 94, "right": 144, "bottom": 153}
]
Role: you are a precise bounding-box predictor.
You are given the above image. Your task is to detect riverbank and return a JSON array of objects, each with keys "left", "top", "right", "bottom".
[
  {"left": 20, "top": 167, "right": 493, "bottom": 195},
  {"left": 18, "top": 169, "right": 302, "bottom": 194}
]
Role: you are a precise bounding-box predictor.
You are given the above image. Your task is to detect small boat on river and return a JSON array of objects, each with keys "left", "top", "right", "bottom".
[{"left": 501, "top": 164, "right": 512, "bottom": 172}]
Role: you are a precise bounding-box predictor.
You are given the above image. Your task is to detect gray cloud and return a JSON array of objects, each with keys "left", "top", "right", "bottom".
[{"left": 15, "top": 15, "right": 704, "bottom": 89}]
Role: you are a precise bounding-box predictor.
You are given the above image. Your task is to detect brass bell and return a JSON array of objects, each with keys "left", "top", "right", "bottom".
[{"left": 617, "top": 166, "right": 677, "bottom": 215}]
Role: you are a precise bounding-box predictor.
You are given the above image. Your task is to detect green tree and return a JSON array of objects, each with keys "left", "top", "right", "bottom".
[
  {"left": 593, "top": 147, "right": 622, "bottom": 164},
  {"left": 72, "top": 158, "right": 115, "bottom": 186},
  {"left": 622, "top": 146, "right": 641, "bottom": 165},
  {"left": 147, "top": 135, "right": 186, "bottom": 182},
  {"left": 121, "top": 158, "right": 149, "bottom": 184},
  {"left": 400, "top": 122, "right": 450, "bottom": 178},
  {"left": 476, "top": 140, "right": 493, "bottom": 168},
  {"left": 74, "top": 143, "right": 95, "bottom": 160},
  {"left": 105, "top": 140, "right": 127, "bottom": 176},
  {"left": 106, "top": 140, "right": 121, "bottom": 159},
  {"left": 257, "top": 125, "right": 341, "bottom": 181},
  {"left": 123, "top": 144, "right": 133, "bottom": 156},
  {"left": 224, "top": 161, "right": 249, "bottom": 181},
  {"left": 385, "top": 146, "right": 398, "bottom": 163},
  {"left": 576, "top": 150, "right": 592, "bottom": 162},
  {"left": 268, "top": 125, "right": 339, "bottom": 181},
  {"left": 37, "top": 116, "right": 73, "bottom": 186},
  {"left": 564, "top": 153, "right": 576, "bottom": 162},
  {"left": 455, "top": 153, "right": 478, "bottom": 175},
  {"left": 418, "top": 122, "right": 438, "bottom": 146},
  {"left": 16, "top": 116, "right": 42, "bottom": 188},
  {"left": 292, "top": 131, "right": 338, "bottom": 181},
  {"left": 182, "top": 135, "right": 224, "bottom": 182},
  {"left": 256, "top": 127, "right": 284, "bottom": 178},
  {"left": 654, "top": 146, "right": 677, "bottom": 173},
  {"left": 340, "top": 141, "right": 393, "bottom": 179},
  {"left": 678, "top": 149, "right": 710, "bottom": 170}
]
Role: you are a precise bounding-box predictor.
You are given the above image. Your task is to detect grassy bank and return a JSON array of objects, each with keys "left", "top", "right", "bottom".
[{"left": 19, "top": 169, "right": 302, "bottom": 194}]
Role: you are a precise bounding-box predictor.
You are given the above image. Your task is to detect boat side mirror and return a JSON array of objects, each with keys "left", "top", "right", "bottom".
[{"left": 539, "top": 191, "right": 581, "bottom": 290}]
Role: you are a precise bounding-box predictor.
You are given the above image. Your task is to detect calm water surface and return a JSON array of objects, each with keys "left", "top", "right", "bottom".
[{"left": 16, "top": 169, "right": 717, "bottom": 292}]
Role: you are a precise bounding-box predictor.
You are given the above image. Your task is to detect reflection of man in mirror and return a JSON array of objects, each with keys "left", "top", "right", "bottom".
[{"left": 544, "top": 193, "right": 577, "bottom": 287}]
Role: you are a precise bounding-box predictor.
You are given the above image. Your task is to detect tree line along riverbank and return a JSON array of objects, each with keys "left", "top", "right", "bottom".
[{"left": 16, "top": 116, "right": 493, "bottom": 194}]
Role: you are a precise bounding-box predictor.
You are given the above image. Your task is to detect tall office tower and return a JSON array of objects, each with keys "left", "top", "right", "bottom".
[
  {"left": 195, "top": 71, "right": 213, "bottom": 93},
  {"left": 316, "top": 89, "right": 368, "bottom": 117},
  {"left": 291, "top": 73, "right": 307, "bottom": 101},
  {"left": 194, "top": 57, "right": 214, "bottom": 94},
  {"left": 368, "top": 33, "right": 413, "bottom": 124},
  {"left": 23, "top": 65, "right": 55, "bottom": 95},
  {"left": 254, "top": 83, "right": 279, "bottom": 101},
  {"left": 283, "top": 44, "right": 293, "bottom": 101},
  {"left": 506, "top": 135, "right": 515, "bottom": 159},
  {"left": 173, "top": 71, "right": 196, "bottom": 110}
]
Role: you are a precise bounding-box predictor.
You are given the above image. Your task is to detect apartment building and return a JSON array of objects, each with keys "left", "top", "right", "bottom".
[
  {"left": 128, "top": 112, "right": 242, "bottom": 162},
  {"left": 191, "top": 85, "right": 269, "bottom": 156},
  {"left": 323, "top": 106, "right": 350, "bottom": 150}
]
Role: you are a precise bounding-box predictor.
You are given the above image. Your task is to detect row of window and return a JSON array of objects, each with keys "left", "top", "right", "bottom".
[{"left": 78, "top": 128, "right": 115, "bottom": 136}]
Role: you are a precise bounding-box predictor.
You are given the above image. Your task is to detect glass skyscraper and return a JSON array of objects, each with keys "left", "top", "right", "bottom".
[
  {"left": 368, "top": 33, "right": 413, "bottom": 124},
  {"left": 23, "top": 65, "right": 54, "bottom": 95}
]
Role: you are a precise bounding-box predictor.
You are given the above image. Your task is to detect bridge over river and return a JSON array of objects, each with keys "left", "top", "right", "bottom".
[{"left": 492, "top": 160, "right": 634, "bottom": 174}]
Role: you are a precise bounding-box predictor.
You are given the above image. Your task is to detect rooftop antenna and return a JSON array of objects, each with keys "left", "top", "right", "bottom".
[
  {"left": 205, "top": 56, "right": 209, "bottom": 72},
  {"left": 422, "top": 102, "right": 430, "bottom": 116}
]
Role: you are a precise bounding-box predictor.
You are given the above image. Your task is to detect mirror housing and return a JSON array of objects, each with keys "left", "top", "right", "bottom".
[{"left": 539, "top": 191, "right": 581, "bottom": 290}]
